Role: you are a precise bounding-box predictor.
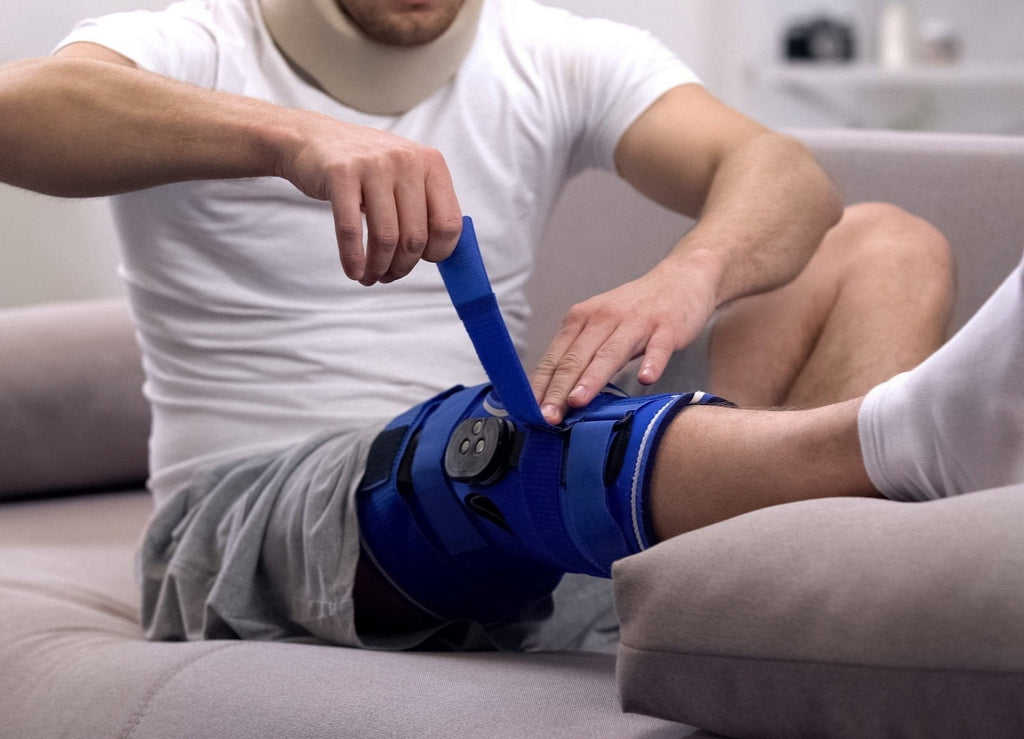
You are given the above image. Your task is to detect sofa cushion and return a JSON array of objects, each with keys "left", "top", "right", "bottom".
[
  {"left": 614, "top": 483, "right": 1024, "bottom": 738},
  {"left": 0, "top": 299, "right": 150, "bottom": 499},
  {"left": 0, "top": 491, "right": 697, "bottom": 738}
]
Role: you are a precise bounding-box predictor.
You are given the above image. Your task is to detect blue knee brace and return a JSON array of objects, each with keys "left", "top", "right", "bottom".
[{"left": 357, "top": 217, "right": 731, "bottom": 625}]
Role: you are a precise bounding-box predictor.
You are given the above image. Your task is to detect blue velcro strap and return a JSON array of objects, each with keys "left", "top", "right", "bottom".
[
  {"left": 564, "top": 420, "right": 632, "bottom": 575},
  {"left": 438, "top": 216, "right": 549, "bottom": 429},
  {"left": 410, "top": 387, "right": 490, "bottom": 555}
]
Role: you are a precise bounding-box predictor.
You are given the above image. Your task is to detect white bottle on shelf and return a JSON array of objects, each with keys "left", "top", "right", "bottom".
[{"left": 878, "top": 2, "right": 916, "bottom": 70}]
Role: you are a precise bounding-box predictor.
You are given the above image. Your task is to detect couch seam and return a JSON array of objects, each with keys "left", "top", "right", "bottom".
[
  {"left": 616, "top": 641, "right": 1024, "bottom": 676},
  {"left": 0, "top": 577, "right": 139, "bottom": 623},
  {"left": 120, "top": 642, "right": 239, "bottom": 739}
]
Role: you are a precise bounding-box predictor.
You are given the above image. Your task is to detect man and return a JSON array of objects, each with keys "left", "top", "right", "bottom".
[{"left": 0, "top": 0, "right": 951, "bottom": 648}]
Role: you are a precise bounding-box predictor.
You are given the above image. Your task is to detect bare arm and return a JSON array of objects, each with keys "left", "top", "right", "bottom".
[
  {"left": 0, "top": 45, "right": 462, "bottom": 284},
  {"left": 615, "top": 85, "right": 842, "bottom": 304},
  {"left": 532, "top": 84, "right": 843, "bottom": 423}
]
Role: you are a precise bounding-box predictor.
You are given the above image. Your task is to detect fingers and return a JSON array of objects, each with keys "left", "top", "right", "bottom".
[
  {"left": 531, "top": 328, "right": 592, "bottom": 425},
  {"left": 330, "top": 145, "right": 461, "bottom": 286},
  {"left": 331, "top": 175, "right": 368, "bottom": 282},
  {"left": 277, "top": 115, "right": 461, "bottom": 284},
  {"left": 530, "top": 276, "right": 709, "bottom": 425},
  {"left": 419, "top": 159, "right": 463, "bottom": 264},
  {"left": 636, "top": 328, "right": 676, "bottom": 386},
  {"left": 534, "top": 325, "right": 677, "bottom": 424},
  {"left": 380, "top": 153, "right": 462, "bottom": 281},
  {"left": 359, "top": 169, "right": 402, "bottom": 286},
  {"left": 532, "top": 307, "right": 647, "bottom": 425}
]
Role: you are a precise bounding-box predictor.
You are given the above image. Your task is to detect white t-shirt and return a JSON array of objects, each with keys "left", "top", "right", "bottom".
[{"left": 58, "top": 0, "right": 700, "bottom": 501}]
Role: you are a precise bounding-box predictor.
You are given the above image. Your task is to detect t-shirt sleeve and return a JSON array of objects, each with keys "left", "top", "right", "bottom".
[
  {"left": 54, "top": 0, "right": 236, "bottom": 91},
  {"left": 537, "top": 15, "right": 702, "bottom": 175}
]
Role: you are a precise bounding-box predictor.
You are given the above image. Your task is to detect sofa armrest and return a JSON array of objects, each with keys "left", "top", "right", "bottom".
[{"left": 0, "top": 299, "right": 150, "bottom": 499}]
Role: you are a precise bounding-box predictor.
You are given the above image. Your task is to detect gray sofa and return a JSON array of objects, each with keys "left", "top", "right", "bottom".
[{"left": 3, "top": 128, "right": 1024, "bottom": 738}]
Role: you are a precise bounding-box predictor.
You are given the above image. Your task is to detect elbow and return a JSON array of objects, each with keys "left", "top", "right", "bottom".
[
  {"left": 821, "top": 175, "right": 844, "bottom": 231},
  {"left": 784, "top": 133, "right": 844, "bottom": 230}
]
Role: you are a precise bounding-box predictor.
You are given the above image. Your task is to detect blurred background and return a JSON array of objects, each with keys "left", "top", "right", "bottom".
[{"left": 3, "top": 0, "right": 1023, "bottom": 308}]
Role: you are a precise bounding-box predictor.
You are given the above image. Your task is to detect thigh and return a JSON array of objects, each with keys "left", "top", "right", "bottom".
[
  {"left": 708, "top": 203, "right": 952, "bottom": 408},
  {"left": 140, "top": 425, "right": 381, "bottom": 645}
]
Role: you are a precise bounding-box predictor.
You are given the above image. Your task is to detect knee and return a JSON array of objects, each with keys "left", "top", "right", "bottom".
[
  {"left": 829, "top": 202, "right": 954, "bottom": 304},
  {"left": 836, "top": 202, "right": 952, "bottom": 272}
]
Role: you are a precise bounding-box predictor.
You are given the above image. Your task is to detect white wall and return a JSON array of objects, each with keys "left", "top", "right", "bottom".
[
  {"left": 1, "top": 0, "right": 167, "bottom": 308},
  {"left": 542, "top": 0, "right": 734, "bottom": 95}
]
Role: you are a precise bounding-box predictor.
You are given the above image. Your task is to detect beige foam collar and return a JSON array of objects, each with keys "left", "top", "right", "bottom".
[{"left": 260, "top": 0, "right": 483, "bottom": 115}]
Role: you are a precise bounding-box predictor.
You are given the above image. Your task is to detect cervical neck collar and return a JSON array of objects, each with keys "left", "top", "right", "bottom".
[{"left": 260, "top": 0, "right": 484, "bottom": 115}]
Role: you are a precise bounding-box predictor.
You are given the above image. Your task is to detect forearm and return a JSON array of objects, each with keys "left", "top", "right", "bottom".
[
  {"left": 0, "top": 57, "right": 289, "bottom": 197},
  {"left": 0, "top": 54, "right": 461, "bottom": 282},
  {"left": 664, "top": 131, "right": 843, "bottom": 307},
  {"left": 532, "top": 105, "right": 844, "bottom": 419}
]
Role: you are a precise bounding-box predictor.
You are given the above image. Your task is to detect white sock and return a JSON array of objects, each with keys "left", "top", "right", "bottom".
[{"left": 859, "top": 254, "right": 1024, "bottom": 501}]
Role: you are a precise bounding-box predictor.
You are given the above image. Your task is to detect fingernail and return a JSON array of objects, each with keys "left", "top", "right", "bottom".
[
  {"left": 569, "top": 384, "right": 586, "bottom": 399},
  {"left": 542, "top": 404, "right": 559, "bottom": 421}
]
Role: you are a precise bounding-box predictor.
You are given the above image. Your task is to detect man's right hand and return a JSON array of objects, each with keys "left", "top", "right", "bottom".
[
  {"left": 3, "top": 44, "right": 462, "bottom": 287},
  {"left": 273, "top": 117, "right": 463, "bottom": 286}
]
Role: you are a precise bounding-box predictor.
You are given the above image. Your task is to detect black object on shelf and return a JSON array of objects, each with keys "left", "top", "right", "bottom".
[{"left": 785, "top": 17, "right": 856, "bottom": 63}]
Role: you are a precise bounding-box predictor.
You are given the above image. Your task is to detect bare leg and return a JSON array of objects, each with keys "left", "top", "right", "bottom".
[
  {"left": 652, "top": 247, "right": 1024, "bottom": 537},
  {"left": 709, "top": 203, "right": 953, "bottom": 408},
  {"left": 649, "top": 398, "right": 877, "bottom": 540}
]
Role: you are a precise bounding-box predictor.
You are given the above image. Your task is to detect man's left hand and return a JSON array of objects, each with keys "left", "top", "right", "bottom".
[{"left": 530, "top": 260, "right": 717, "bottom": 425}]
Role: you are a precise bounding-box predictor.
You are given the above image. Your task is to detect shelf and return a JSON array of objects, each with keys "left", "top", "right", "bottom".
[
  {"left": 750, "top": 61, "right": 1024, "bottom": 131},
  {"left": 757, "top": 62, "right": 1024, "bottom": 92}
]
